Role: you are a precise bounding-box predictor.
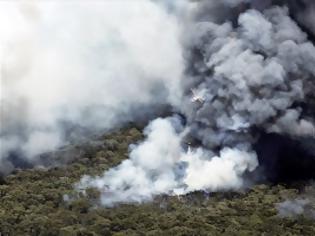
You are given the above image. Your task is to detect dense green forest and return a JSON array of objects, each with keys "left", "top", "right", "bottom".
[{"left": 0, "top": 127, "right": 314, "bottom": 236}]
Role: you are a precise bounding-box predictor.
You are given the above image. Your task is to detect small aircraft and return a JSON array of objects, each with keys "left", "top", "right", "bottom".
[
  {"left": 184, "top": 142, "right": 193, "bottom": 154},
  {"left": 191, "top": 88, "right": 206, "bottom": 104}
]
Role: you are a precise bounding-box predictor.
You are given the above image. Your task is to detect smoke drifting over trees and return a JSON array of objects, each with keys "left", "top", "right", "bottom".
[
  {"left": 2, "top": 0, "right": 315, "bottom": 205},
  {"left": 0, "top": 1, "right": 183, "bottom": 173}
]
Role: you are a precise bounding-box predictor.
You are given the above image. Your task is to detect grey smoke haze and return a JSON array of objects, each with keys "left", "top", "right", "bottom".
[
  {"left": 1, "top": 1, "right": 315, "bottom": 206},
  {"left": 277, "top": 199, "right": 308, "bottom": 218},
  {"left": 277, "top": 198, "right": 315, "bottom": 219},
  {"left": 277, "top": 184, "right": 315, "bottom": 219}
]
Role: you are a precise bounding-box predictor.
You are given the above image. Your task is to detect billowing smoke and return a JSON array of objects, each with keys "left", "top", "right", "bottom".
[
  {"left": 77, "top": 116, "right": 257, "bottom": 206},
  {"left": 77, "top": 0, "right": 315, "bottom": 206},
  {"left": 0, "top": 1, "right": 184, "bottom": 173},
  {"left": 2, "top": 1, "right": 315, "bottom": 205},
  {"left": 182, "top": 4, "right": 315, "bottom": 146}
]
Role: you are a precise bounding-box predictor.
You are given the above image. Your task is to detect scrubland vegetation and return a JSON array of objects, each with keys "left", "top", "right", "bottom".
[{"left": 0, "top": 127, "right": 314, "bottom": 236}]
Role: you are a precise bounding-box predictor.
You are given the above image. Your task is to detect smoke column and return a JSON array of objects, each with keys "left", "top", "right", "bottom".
[
  {"left": 77, "top": 0, "right": 315, "bottom": 206},
  {"left": 1, "top": 1, "right": 315, "bottom": 205}
]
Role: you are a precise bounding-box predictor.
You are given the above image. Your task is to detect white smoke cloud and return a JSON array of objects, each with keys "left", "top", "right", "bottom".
[
  {"left": 0, "top": 1, "right": 184, "bottom": 168},
  {"left": 183, "top": 147, "right": 257, "bottom": 192},
  {"left": 77, "top": 116, "right": 258, "bottom": 206}
]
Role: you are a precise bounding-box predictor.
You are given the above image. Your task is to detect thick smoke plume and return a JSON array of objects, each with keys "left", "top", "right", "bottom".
[
  {"left": 78, "top": 0, "right": 315, "bottom": 206},
  {"left": 78, "top": 116, "right": 257, "bottom": 206},
  {"left": 2, "top": 1, "right": 315, "bottom": 206}
]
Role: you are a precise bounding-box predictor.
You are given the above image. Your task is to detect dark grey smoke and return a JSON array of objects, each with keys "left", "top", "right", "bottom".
[
  {"left": 287, "top": 0, "right": 315, "bottom": 37},
  {"left": 254, "top": 132, "right": 315, "bottom": 182},
  {"left": 182, "top": 2, "right": 315, "bottom": 150}
]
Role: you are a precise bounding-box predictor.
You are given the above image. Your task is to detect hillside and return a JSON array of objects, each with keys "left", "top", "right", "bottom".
[{"left": 0, "top": 127, "right": 315, "bottom": 236}]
